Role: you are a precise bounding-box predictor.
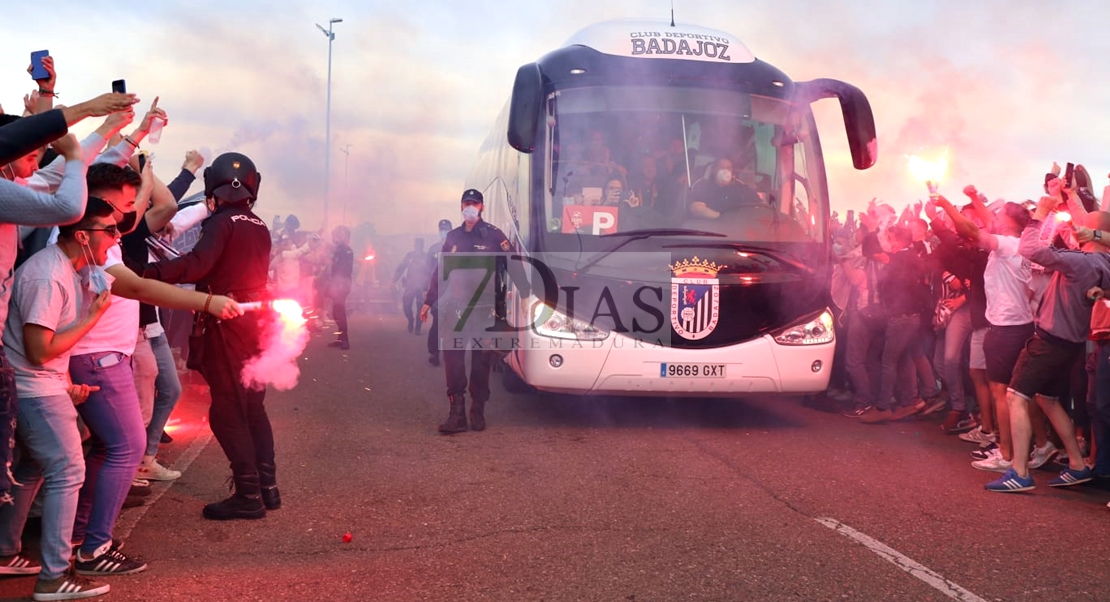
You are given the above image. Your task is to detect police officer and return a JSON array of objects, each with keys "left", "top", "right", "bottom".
[
  {"left": 421, "top": 189, "right": 522, "bottom": 434},
  {"left": 144, "top": 152, "right": 279, "bottom": 520},
  {"left": 425, "top": 219, "right": 452, "bottom": 366}
]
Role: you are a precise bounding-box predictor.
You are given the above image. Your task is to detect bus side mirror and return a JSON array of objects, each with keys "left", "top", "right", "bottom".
[
  {"left": 508, "top": 63, "right": 543, "bottom": 154},
  {"left": 795, "top": 79, "right": 878, "bottom": 170}
]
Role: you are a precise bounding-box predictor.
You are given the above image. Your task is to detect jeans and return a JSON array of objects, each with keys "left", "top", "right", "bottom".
[
  {"left": 937, "top": 305, "right": 973, "bottom": 411},
  {"left": 132, "top": 336, "right": 157, "bottom": 426},
  {"left": 0, "top": 394, "right": 85, "bottom": 580},
  {"left": 845, "top": 309, "right": 885, "bottom": 406},
  {"left": 146, "top": 334, "right": 182, "bottom": 457},
  {"left": 70, "top": 352, "right": 145, "bottom": 556},
  {"left": 1091, "top": 343, "right": 1110, "bottom": 476},
  {"left": 0, "top": 348, "right": 16, "bottom": 498},
  {"left": 878, "top": 315, "right": 922, "bottom": 410}
]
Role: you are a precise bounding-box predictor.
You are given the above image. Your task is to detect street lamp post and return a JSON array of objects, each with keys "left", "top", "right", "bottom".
[
  {"left": 339, "top": 144, "right": 353, "bottom": 225},
  {"left": 316, "top": 17, "right": 343, "bottom": 231}
]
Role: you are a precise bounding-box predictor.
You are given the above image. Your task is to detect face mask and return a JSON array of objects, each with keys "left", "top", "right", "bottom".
[
  {"left": 462, "top": 205, "right": 480, "bottom": 224},
  {"left": 716, "top": 170, "right": 733, "bottom": 185},
  {"left": 79, "top": 239, "right": 111, "bottom": 295}
]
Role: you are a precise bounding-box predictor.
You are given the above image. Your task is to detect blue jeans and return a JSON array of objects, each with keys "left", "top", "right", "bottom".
[
  {"left": 0, "top": 394, "right": 85, "bottom": 580},
  {"left": 936, "top": 305, "right": 973, "bottom": 411},
  {"left": 0, "top": 348, "right": 16, "bottom": 499},
  {"left": 878, "top": 315, "right": 922, "bottom": 410},
  {"left": 146, "top": 334, "right": 182, "bottom": 456},
  {"left": 69, "top": 352, "right": 145, "bottom": 555}
]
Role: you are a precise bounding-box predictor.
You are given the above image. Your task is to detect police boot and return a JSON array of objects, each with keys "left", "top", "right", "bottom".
[
  {"left": 202, "top": 473, "right": 266, "bottom": 521},
  {"left": 469, "top": 398, "right": 487, "bottom": 432},
  {"left": 258, "top": 462, "right": 282, "bottom": 510},
  {"left": 438, "top": 394, "right": 468, "bottom": 434}
]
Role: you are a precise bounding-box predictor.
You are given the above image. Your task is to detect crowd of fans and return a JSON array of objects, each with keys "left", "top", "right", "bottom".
[
  {"left": 0, "top": 55, "right": 357, "bottom": 600},
  {"left": 821, "top": 165, "right": 1110, "bottom": 499}
]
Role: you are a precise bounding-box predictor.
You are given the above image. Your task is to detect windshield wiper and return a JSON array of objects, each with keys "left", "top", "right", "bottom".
[
  {"left": 598, "top": 228, "right": 727, "bottom": 239},
  {"left": 577, "top": 229, "right": 727, "bottom": 273},
  {"left": 665, "top": 241, "right": 813, "bottom": 273}
]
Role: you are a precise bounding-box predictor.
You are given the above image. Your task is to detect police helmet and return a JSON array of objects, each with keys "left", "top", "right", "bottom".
[
  {"left": 204, "top": 152, "right": 261, "bottom": 204},
  {"left": 438, "top": 219, "right": 452, "bottom": 231}
]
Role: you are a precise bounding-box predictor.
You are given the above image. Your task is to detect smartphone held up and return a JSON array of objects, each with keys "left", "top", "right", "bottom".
[{"left": 30, "top": 50, "right": 50, "bottom": 80}]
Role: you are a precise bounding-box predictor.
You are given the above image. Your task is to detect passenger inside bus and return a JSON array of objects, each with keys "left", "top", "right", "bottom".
[{"left": 687, "top": 157, "right": 765, "bottom": 219}]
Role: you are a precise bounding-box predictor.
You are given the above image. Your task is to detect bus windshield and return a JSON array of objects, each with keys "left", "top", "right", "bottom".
[{"left": 542, "top": 85, "right": 827, "bottom": 250}]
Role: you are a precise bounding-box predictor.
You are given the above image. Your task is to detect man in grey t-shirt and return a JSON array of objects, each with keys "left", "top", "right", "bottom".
[{"left": 0, "top": 199, "right": 114, "bottom": 597}]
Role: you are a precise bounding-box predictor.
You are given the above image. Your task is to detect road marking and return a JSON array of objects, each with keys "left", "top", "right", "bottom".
[
  {"left": 815, "top": 517, "right": 989, "bottom": 602},
  {"left": 114, "top": 429, "right": 214, "bottom": 540}
]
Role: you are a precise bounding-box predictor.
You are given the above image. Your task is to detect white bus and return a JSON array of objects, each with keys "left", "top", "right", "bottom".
[{"left": 467, "top": 20, "right": 876, "bottom": 397}]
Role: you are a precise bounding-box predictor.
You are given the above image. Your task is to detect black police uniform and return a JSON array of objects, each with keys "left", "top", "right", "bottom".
[
  {"left": 329, "top": 241, "right": 354, "bottom": 347},
  {"left": 425, "top": 220, "right": 452, "bottom": 364},
  {"left": 424, "top": 217, "right": 514, "bottom": 433},
  {"left": 143, "top": 152, "right": 278, "bottom": 519}
]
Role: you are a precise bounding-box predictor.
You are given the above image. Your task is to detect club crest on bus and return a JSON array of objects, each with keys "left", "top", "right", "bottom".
[{"left": 669, "top": 257, "right": 720, "bottom": 340}]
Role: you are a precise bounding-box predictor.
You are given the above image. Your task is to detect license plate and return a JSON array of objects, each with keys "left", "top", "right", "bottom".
[{"left": 659, "top": 363, "right": 726, "bottom": 378}]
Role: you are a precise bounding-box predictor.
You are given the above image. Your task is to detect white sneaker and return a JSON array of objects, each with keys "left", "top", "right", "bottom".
[
  {"left": 958, "top": 426, "right": 997, "bottom": 445},
  {"left": 1029, "top": 441, "right": 1059, "bottom": 470},
  {"left": 136, "top": 456, "right": 181, "bottom": 482},
  {"left": 971, "top": 449, "right": 1012, "bottom": 473}
]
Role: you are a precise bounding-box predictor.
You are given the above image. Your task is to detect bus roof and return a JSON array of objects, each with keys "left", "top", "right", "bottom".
[{"left": 562, "top": 20, "right": 756, "bottom": 65}]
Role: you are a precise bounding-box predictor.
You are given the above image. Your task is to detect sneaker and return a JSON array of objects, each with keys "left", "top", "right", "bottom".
[
  {"left": 1028, "top": 441, "right": 1059, "bottom": 470},
  {"left": 1047, "top": 465, "right": 1094, "bottom": 488},
  {"left": 918, "top": 396, "right": 946, "bottom": 416},
  {"left": 890, "top": 401, "right": 924, "bottom": 421},
  {"left": 0, "top": 552, "right": 41, "bottom": 575},
  {"left": 970, "top": 442, "right": 1000, "bottom": 461},
  {"left": 121, "top": 495, "right": 145, "bottom": 509},
  {"left": 857, "top": 407, "right": 892, "bottom": 424},
  {"left": 971, "top": 449, "right": 1013, "bottom": 473},
  {"left": 842, "top": 404, "right": 873, "bottom": 418},
  {"left": 985, "top": 467, "right": 1036, "bottom": 493},
  {"left": 74, "top": 542, "right": 147, "bottom": 576},
  {"left": 942, "top": 411, "right": 976, "bottom": 434},
  {"left": 958, "top": 426, "right": 997, "bottom": 445},
  {"left": 136, "top": 456, "right": 181, "bottom": 482},
  {"left": 827, "top": 388, "right": 855, "bottom": 403},
  {"left": 129, "top": 478, "right": 151, "bottom": 498},
  {"left": 33, "top": 570, "right": 109, "bottom": 601}
]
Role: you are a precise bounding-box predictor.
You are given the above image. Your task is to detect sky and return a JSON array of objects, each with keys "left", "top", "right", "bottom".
[{"left": 3, "top": 1, "right": 1109, "bottom": 237}]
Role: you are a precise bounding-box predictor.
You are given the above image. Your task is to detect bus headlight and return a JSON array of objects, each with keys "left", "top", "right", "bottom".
[
  {"left": 530, "top": 302, "right": 610, "bottom": 341},
  {"left": 772, "top": 309, "right": 835, "bottom": 346}
]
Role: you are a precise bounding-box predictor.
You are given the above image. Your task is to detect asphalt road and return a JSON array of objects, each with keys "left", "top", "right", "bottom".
[{"left": 2, "top": 310, "right": 1110, "bottom": 602}]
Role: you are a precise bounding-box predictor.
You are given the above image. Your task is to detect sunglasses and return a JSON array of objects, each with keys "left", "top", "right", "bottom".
[{"left": 81, "top": 225, "right": 121, "bottom": 236}]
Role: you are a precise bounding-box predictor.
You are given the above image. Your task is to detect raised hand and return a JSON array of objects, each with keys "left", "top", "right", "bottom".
[{"left": 137, "top": 96, "right": 167, "bottom": 133}]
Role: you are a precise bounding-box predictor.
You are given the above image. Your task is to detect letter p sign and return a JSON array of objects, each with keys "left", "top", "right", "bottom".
[{"left": 592, "top": 210, "right": 617, "bottom": 235}]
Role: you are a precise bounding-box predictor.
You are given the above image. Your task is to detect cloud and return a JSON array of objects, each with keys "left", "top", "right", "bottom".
[{"left": 3, "top": 0, "right": 1110, "bottom": 235}]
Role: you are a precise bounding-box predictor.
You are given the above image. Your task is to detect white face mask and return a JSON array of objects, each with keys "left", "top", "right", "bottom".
[
  {"left": 79, "top": 239, "right": 111, "bottom": 295},
  {"left": 716, "top": 169, "right": 733, "bottom": 185},
  {"left": 462, "top": 205, "right": 480, "bottom": 224}
]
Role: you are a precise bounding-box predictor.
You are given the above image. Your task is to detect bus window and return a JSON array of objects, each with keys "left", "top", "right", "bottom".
[{"left": 544, "top": 85, "right": 825, "bottom": 246}]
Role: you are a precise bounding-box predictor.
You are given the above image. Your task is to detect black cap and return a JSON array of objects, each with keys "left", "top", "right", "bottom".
[
  {"left": 461, "top": 188, "right": 483, "bottom": 204},
  {"left": 438, "top": 219, "right": 452, "bottom": 231}
]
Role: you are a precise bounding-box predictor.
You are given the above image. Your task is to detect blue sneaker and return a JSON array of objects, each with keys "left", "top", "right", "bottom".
[
  {"left": 1047, "top": 465, "right": 1093, "bottom": 487},
  {"left": 985, "top": 468, "right": 1035, "bottom": 493}
]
